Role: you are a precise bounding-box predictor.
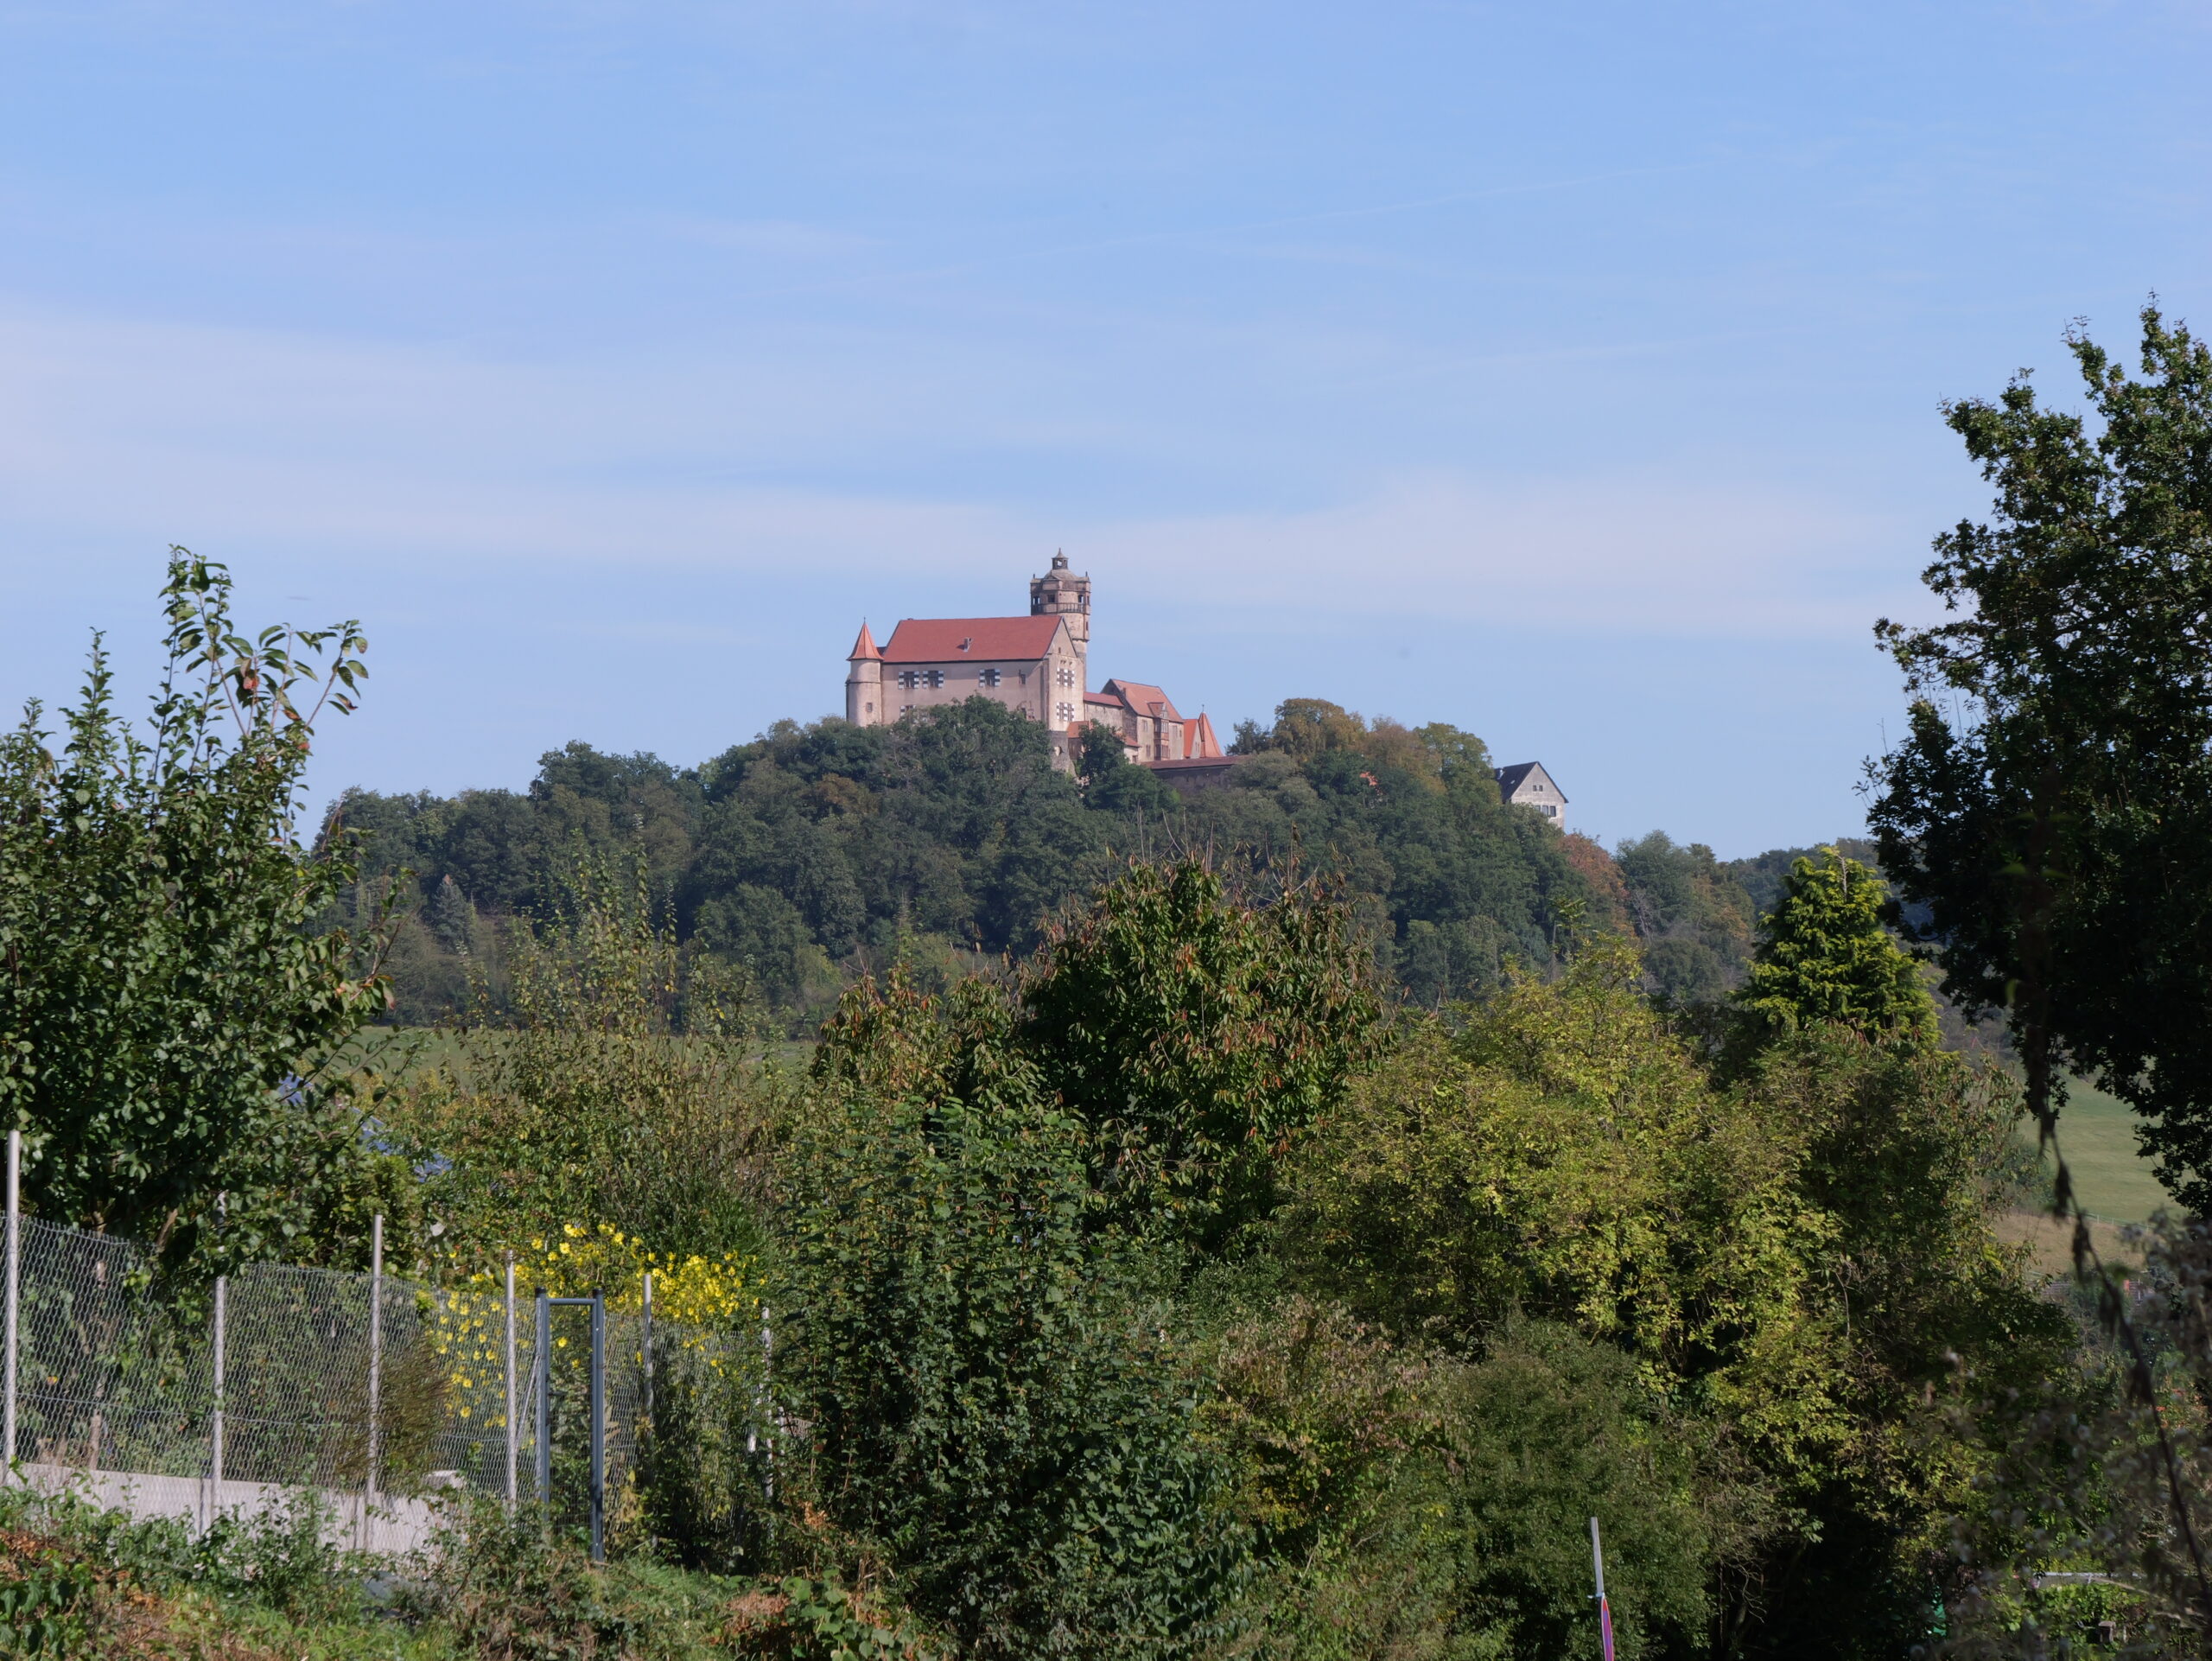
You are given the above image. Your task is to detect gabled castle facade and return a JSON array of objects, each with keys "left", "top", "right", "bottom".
[
  {"left": 843, "top": 557, "right": 1567, "bottom": 819},
  {"left": 844, "top": 554, "right": 1222, "bottom": 772}
]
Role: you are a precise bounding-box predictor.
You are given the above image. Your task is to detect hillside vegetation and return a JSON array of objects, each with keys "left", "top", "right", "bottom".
[{"left": 333, "top": 696, "right": 1843, "bottom": 1028}]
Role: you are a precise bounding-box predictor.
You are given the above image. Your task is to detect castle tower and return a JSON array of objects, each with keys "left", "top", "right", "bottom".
[
  {"left": 845, "top": 622, "right": 884, "bottom": 725},
  {"left": 1029, "top": 550, "right": 1090, "bottom": 686}
]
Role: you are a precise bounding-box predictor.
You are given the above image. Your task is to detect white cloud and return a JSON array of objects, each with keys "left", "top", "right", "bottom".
[{"left": 0, "top": 296, "right": 1920, "bottom": 639}]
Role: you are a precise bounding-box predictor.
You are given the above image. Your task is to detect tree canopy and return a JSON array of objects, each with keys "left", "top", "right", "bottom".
[
  {"left": 1733, "top": 845, "right": 1937, "bottom": 1049},
  {"left": 1871, "top": 303, "right": 2212, "bottom": 1208},
  {"left": 0, "top": 552, "right": 392, "bottom": 1263}
]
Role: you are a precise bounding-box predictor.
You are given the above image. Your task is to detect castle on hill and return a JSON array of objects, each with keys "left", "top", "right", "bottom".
[
  {"left": 843, "top": 554, "right": 1223, "bottom": 773},
  {"left": 842, "top": 556, "right": 1567, "bottom": 823}
]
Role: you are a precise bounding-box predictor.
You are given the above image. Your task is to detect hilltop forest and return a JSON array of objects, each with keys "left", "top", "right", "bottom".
[{"left": 334, "top": 694, "right": 1855, "bottom": 1028}]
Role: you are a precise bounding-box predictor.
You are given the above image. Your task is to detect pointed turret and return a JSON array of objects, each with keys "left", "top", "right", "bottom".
[{"left": 845, "top": 621, "right": 885, "bottom": 724}]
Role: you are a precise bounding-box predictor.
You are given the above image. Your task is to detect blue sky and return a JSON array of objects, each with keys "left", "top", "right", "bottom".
[{"left": 3, "top": 1, "right": 2206, "bottom": 856}]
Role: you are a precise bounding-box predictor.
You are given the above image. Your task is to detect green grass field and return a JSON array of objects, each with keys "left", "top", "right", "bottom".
[{"left": 2021, "top": 1078, "right": 2174, "bottom": 1224}]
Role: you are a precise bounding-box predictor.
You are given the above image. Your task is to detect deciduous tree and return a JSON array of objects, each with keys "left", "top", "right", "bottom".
[
  {"left": 1871, "top": 305, "right": 2212, "bottom": 1208},
  {"left": 0, "top": 552, "right": 387, "bottom": 1260}
]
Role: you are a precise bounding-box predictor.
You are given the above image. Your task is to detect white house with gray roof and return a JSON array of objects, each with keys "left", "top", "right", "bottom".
[{"left": 1493, "top": 760, "right": 1567, "bottom": 830}]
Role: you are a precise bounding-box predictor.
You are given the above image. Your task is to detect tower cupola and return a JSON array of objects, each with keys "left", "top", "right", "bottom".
[{"left": 1029, "top": 550, "right": 1090, "bottom": 650}]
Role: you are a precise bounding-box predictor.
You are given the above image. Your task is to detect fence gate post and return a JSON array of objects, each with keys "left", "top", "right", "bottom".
[
  {"left": 503, "top": 1254, "right": 518, "bottom": 1513},
  {"left": 588, "top": 1294, "right": 606, "bottom": 1562},
  {"left": 534, "top": 1291, "right": 550, "bottom": 1526},
  {"left": 640, "top": 1270, "right": 653, "bottom": 1429},
  {"left": 365, "top": 1213, "right": 383, "bottom": 1549},
  {"left": 208, "top": 1276, "right": 226, "bottom": 1530},
  {"left": 3, "top": 1128, "right": 18, "bottom": 1482}
]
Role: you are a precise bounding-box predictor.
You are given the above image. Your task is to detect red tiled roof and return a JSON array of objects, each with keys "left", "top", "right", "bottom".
[
  {"left": 880, "top": 615, "right": 1067, "bottom": 663},
  {"left": 1185, "top": 711, "right": 1222, "bottom": 758},
  {"left": 1101, "top": 680, "right": 1181, "bottom": 723},
  {"left": 847, "top": 622, "right": 882, "bottom": 661}
]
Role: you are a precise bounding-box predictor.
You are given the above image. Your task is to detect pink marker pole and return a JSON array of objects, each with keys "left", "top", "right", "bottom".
[{"left": 1591, "top": 1516, "right": 1617, "bottom": 1661}]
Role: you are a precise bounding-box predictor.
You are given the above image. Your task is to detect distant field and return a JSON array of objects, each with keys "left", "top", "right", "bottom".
[{"left": 2020, "top": 1078, "right": 2173, "bottom": 1224}]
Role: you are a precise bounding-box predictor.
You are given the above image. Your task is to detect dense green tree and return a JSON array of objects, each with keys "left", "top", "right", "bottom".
[
  {"left": 1870, "top": 305, "right": 2212, "bottom": 1209},
  {"left": 1205, "top": 1302, "right": 1721, "bottom": 1661},
  {"left": 1020, "top": 857, "right": 1386, "bottom": 1251},
  {"left": 0, "top": 553, "right": 390, "bottom": 1260},
  {"left": 1284, "top": 940, "right": 1823, "bottom": 1409},
  {"left": 1729, "top": 1030, "right": 2067, "bottom": 1657},
  {"left": 789, "top": 982, "right": 1243, "bottom": 1659},
  {"left": 1733, "top": 846, "right": 1938, "bottom": 1049},
  {"left": 1615, "top": 831, "right": 1758, "bottom": 1003},
  {"left": 1723, "top": 837, "right": 1882, "bottom": 922},
  {"left": 1073, "top": 719, "right": 1127, "bottom": 783}
]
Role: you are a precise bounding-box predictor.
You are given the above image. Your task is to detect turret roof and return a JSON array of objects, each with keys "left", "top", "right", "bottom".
[{"left": 847, "top": 622, "right": 883, "bottom": 661}]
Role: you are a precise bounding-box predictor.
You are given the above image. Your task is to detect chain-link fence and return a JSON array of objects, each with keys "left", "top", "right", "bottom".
[{"left": 3, "top": 1208, "right": 772, "bottom": 1561}]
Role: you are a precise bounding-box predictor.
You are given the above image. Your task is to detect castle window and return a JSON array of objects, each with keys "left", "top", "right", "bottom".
[
  {"left": 1055, "top": 701, "right": 1074, "bottom": 722},
  {"left": 897, "top": 670, "right": 918, "bottom": 690},
  {"left": 980, "top": 667, "right": 1001, "bottom": 688},
  {"left": 925, "top": 669, "right": 944, "bottom": 689},
  {"left": 1057, "top": 663, "right": 1076, "bottom": 688}
]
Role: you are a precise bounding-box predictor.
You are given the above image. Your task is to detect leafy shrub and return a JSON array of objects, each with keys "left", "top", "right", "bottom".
[
  {"left": 0, "top": 1544, "right": 92, "bottom": 1656},
  {"left": 1018, "top": 856, "right": 1385, "bottom": 1251},
  {"left": 415, "top": 1498, "right": 641, "bottom": 1659},
  {"left": 785, "top": 1043, "right": 1246, "bottom": 1659}
]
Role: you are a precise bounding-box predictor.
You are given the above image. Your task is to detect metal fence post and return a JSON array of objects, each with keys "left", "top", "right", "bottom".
[
  {"left": 503, "top": 1254, "right": 518, "bottom": 1513},
  {"left": 208, "top": 1276, "right": 226, "bottom": 1528},
  {"left": 534, "top": 1291, "right": 550, "bottom": 1525},
  {"left": 640, "top": 1270, "right": 653, "bottom": 1430},
  {"left": 588, "top": 1295, "right": 606, "bottom": 1562},
  {"left": 365, "top": 1213, "right": 383, "bottom": 1544},
  {"left": 3, "top": 1128, "right": 18, "bottom": 1482}
]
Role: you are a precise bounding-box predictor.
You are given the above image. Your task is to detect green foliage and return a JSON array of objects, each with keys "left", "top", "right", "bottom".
[
  {"left": 418, "top": 1498, "right": 645, "bottom": 1658},
  {"left": 0, "top": 551, "right": 390, "bottom": 1263},
  {"left": 0, "top": 1550, "right": 92, "bottom": 1655},
  {"left": 1736, "top": 1031, "right": 2069, "bottom": 1652},
  {"left": 1870, "top": 304, "right": 2212, "bottom": 1210},
  {"left": 1284, "top": 940, "right": 1824, "bottom": 1419},
  {"left": 1020, "top": 857, "right": 1386, "bottom": 1250},
  {"left": 1615, "top": 831, "right": 1758, "bottom": 1004},
  {"left": 392, "top": 859, "right": 777, "bottom": 1262},
  {"left": 334, "top": 697, "right": 1597, "bottom": 1023},
  {"left": 785, "top": 1026, "right": 1244, "bottom": 1659},
  {"left": 1733, "top": 845, "right": 1938, "bottom": 1050},
  {"left": 1074, "top": 719, "right": 1128, "bottom": 783},
  {"left": 1280, "top": 938, "right": 2065, "bottom": 1650},
  {"left": 1943, "top": 1218, "right": 2212, "bottom": 1657},
  {"left": 1433, "top": 1326, "right": 1715, "bottom": 1658},
  {"left": 1202, "top": 1303, "right": 1717, "bottom": 1660}
]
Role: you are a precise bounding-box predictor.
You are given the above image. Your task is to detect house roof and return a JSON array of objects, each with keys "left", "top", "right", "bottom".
[
  {"left": 1146, "top": 755, "right": 1237, "bottom": 773},
  {"left": 879, "top": 614, "right": 1067, "bottom": 664},
  {"left": 1099, "top": 679, "right": 1182, "bottom": 723},
  {"left": 1493, "top": 761, "right": 1565, "bottom": 803},
  {"left": 847, "top": 622, "right": 882, "bottom": 662}
]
